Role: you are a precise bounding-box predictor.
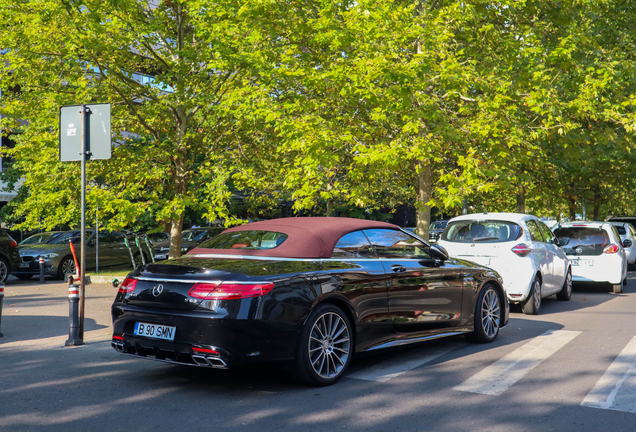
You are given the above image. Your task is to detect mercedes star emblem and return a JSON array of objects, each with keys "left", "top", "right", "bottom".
[
  {"left": 152, "top": 284, "right": 164, "bottom": 297},
  {"left": 575, "top": 247, "right": 583, "bottom": 255}
]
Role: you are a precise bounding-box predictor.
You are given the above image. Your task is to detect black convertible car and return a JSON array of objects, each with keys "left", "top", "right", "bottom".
[{"left": 111, "top": 217, "right": 508, "bottom": 386}]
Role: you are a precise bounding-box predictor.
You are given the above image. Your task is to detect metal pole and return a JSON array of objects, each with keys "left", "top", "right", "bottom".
[
  {"left": 96, "top": 203, "right": 99, "bottom": 273},
  {"left": 38, "top": 257, "right": 45, "bottom": 284},
  {"left": 0, "top": 282, "right": 4, "bottom": 337},
  {"left": 79, "top": 104, "right": 89, "bottom": 342}
]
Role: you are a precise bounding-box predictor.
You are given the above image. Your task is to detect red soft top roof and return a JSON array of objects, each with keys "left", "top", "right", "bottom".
[{"left": 188, "top": 217, "right": 401, "bottom": 259}]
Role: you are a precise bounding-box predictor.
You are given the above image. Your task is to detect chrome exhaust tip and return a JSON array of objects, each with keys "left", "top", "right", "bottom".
[
  {"left": 111, "top": 341, "right": 126, "bottom": 353},
  {"left": 192, "top": 354, "right": 209, "bottom": 366},
  {"left": 205, "top": 356, "right": 228, "bottom": 369}
]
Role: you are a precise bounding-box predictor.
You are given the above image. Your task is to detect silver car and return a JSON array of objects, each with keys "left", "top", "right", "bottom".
[
  {"left": 610, "top": 222, "right": 636, "bottom": 269},
  {"left": 15, "top": 230, "right": 142, "bottom": 280}
]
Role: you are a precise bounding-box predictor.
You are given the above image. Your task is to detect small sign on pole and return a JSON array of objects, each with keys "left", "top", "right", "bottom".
[{"left": 59, "top": 103, "right": 111, "bottom": 346}]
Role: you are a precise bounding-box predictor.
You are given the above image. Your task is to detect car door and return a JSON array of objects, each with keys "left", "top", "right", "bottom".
[
  {"left": 321, "top": 230, "right": 392, "bottom": 352},
  {"left": 363, "top": 228, "right": 464, "bottom": 334},
  {"left": 525, "top": 220, "right": 553, "bottom": 293},
  {"left": 537, "top": 220, "right": 567, "bottom": 294}
]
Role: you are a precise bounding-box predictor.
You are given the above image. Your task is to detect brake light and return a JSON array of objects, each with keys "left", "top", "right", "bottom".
[
  {"left": 188, "top": 282, "right": 275, "bottom": 300},
  {"left": 118, "top": 277, "right": 137, "bottom": 293},
  {"left": 112, "top": 335, "right": 124, "bottom": 341},
  {"left": 9, "top": 240, "right": 17, "bottom": 247},
  {"left": 512, "top": 243, "right": 532, "bottom": 257},
  {"left": 604, "top": 244, "right": 619, "bottom": 254}
]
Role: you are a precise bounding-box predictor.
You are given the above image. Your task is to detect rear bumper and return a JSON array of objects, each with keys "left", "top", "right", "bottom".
[
  {"left": 111, "top": 304, "right": 303, "bottom": 368},
  {"left": 570, "top": 256, "right": 623, "bottom": 284}
]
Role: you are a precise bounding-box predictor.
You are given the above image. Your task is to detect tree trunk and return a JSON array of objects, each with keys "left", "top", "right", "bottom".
[
  {"left": 416, "top": 161, "right": 432, "bottom": 240},
  {"left": 168, "top": 116, "right": 189, "bottom": 259},
  {"left": 593, "top": 191, "right": 601, "bottom": 220},
  {"left": 516, "top": 187, "right": 525, "bottom": 214},
  {"left": 326, "top": 183, "right": 334, "bottom": 216},
  {"left": 568, "top": 197, "right": 576, "bottom": 220}
]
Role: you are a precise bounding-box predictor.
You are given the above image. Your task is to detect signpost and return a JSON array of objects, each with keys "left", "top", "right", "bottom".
[{"left": 59, "top": 103, "right": 111, "bottom": 345}]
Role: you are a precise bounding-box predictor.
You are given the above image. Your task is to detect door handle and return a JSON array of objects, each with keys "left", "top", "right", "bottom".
[{"left": 391, "top": 264, "right": 406, "bottom": 273}]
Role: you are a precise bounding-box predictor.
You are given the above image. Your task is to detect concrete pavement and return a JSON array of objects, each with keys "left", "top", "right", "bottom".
[{"left": 1, "top": 276, "right": 636, "bottom": 431}]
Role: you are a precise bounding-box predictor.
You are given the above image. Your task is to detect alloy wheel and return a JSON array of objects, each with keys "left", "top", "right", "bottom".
[
  {"left": 308, "top": 312, "right": 350, "bottom": 379},
  {"left": 481, "top": 288, "right": 500, "bottom": 339},
  {"left": 61, "top": 259, "right": 75, "bottom": 277},
  {"left": 0, "top": 260, "right": 8, "bottom": 282}
]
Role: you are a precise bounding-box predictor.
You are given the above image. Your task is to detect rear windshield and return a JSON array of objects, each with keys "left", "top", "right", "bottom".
[
  {"left": 442, "top": 220, "right": 522, "bottom": 243},
  {"left": 553, "top": 227, "right": 609, "bottom": 256},
  {"left": 197, "top": 230, "right": 287, "bottom": 250}
]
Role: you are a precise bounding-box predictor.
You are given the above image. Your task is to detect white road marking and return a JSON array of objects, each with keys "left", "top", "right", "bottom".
[
  {"left": 582, "top": 336, "right": 636, "bottom": 413},
  {"left": 349, "top": 341, "right": 462, "bottom": 383},
  {"left": 454, "top": 329, "right": 581, "bottom": 396}
]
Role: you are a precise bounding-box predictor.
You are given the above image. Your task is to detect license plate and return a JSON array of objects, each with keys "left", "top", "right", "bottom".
[
  {"left": 154, "top": 254, "right": 168, "bottom": 260},
  {"left": 571, "top": 259, "right": 593, "bottom": 266},
  {"left": 20, "top": 262, "right": 30, "bottom": 268},
  {"left": 133, "top": 322, "right": 176, "bottom": 341}
]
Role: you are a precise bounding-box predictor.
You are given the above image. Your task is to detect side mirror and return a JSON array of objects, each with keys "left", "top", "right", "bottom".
[
  {"left": 623, "top": 239, "right": 633, "bottom": 248},
  {"left": 429, "top": 244, "right": 450, "bottom": 261}
]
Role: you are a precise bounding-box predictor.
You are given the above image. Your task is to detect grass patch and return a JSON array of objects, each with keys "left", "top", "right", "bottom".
[{"left": 86, "top": 267, "right": 133, "bottom": 277}]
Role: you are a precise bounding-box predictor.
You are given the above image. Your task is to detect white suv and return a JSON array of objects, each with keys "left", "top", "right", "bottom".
[
  {"left": 438, "top": 213, "right": 571, "bottom": 315},
  {"left": 553, "top": 222, "right": 628, "bottom": 293}
]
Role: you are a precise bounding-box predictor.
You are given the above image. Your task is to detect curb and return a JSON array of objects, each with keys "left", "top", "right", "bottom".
[{"left": 84, "top": 275, "right": 127, "bottom": 285}]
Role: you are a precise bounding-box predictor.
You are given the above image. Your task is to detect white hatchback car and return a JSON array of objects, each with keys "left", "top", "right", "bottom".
[
  {"left": 438, "top": 213, "right": 571, "bottom": 315},
  {"left": 609, "top": 222, "right": 636, "bottom": 269},
  {"left": 553, "top": 222, "right": 629, "bottom": 293}
]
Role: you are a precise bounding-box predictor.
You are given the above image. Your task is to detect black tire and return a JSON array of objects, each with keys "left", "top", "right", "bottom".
[
  {"left": 522, "top": 276, "right": 542, "bottom": 315},
  {"left": 556, "top": 270, "right": 572, "bottom": 301},
  {"left": 57, "top": 257, "right": 76, "bottom": 280},
  {"left": 15, "top": 274, "right": 34, "bottom": 281},
  {"left": 0, "top": 257, "right": 9, "bottom": 283},
  {"left": 133, "top": 252, "right": 148, "bottom": 267},
  {"left": 467, "top": 284, "right": 502, "bottom": 343},
  {"left": 295, "top": 303, "right": 353, "bottom": 386},
  {"left": 613, "top": 283, "right": 623, "bottom": 294}
]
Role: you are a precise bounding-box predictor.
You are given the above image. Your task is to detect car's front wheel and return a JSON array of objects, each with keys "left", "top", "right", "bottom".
[
  {"left": 296, "top": 303, "right": 352, "bottom": 386},
  {"left": 57, "top": 257, "right": 76, "bottom": 281},
  {"left": 522, "top": 276, "right": 542, "bottom": 315}
]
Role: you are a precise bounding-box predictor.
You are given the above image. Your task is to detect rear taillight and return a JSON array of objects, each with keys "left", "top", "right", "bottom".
[
  {"left": 188, "top": 282, "right": 275, "bottom": 300},
  {"left": 604, "top": 244, "right": 619, "bottom": 254},
  {"left": 118, "top": 277, "right": 137, "bottom": 293},
  {"left": 512, "top": 243, "right": 532, "bottom": 257},
  {"left": 9, "top": 240, "right": 17, "bottom": 247}
]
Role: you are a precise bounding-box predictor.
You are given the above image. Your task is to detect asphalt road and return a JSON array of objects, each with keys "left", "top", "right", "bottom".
[{"left": 1, "top": 275, "right": 636, "bottom": 431}]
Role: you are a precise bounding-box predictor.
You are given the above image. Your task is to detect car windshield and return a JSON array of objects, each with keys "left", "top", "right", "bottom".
[
  {"left": 553, "top": 227, "right": 610, "bottom": 256},
  {"left": 442, "top": 220, "right": 522, "bottom": 243},
  {"left": 48, "top": 231, "right": 93, "bottom": 244},
  {"left": 182, "top": 230, "right": 206, "bottom": 242},
  {"left": 20, "top": 232, "right": 61, "bottom": 245},
  {"left": 430, "top": 221, "right": 447, "bottom": 230},
  {"left": 147, "top": 233, "right": 168, "bottom": 242},
  {"left": 198, "top": 230, "right": 288, "bottom": 250}
]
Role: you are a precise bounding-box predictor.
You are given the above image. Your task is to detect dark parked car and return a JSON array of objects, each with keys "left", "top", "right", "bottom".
[
  {"left": 152, "top": 227, "right": 224, "bottom": 260},
  {"left": 429, "top": 220, "right": 449, "bottom": 242},
  {"left": 0, "top": 230, "right": 21, "bottom": 282},
  {"left": 15, "top": 230, "right": 146, "bottom": 280},
  {"left": 111, "top": 217, "right": 509, "bottom": 386}
]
